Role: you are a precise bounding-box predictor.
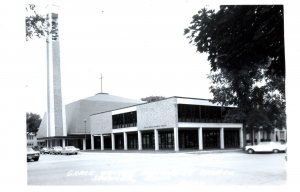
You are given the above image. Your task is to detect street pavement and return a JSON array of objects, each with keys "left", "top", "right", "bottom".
[{"left": 27, "top": 151, "right": 286, "bottom": 185}]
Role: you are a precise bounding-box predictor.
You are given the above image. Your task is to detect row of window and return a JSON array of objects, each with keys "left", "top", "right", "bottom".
[
  {"left": 27, "top": 135, "right": 35, "bottom": 140},
  {"left": 112, "top": 111, "right": 137, "bottom": 129},
  {"left": 177, "top": 104, "right": 239, "bottom": 123},
  {"left": 112, "top": 104, "right": 239, "bottom": 129}
]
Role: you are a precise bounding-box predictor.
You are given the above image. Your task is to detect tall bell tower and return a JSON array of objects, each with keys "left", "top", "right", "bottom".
[{"left": 46, "top": 5, "right": 67, "bottom": 141}]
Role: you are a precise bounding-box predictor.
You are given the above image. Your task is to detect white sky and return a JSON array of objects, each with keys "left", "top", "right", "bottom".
[{"left": 25, "top": 0, "right": 221, "bottom": 116}]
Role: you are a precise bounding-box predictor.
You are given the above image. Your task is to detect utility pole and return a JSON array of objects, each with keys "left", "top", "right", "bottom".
[{"left": 84, "top": 119, "right": 87, "bottom": 150}]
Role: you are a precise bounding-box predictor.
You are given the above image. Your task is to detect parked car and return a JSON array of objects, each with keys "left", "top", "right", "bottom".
[
  {"left": 245, "top": 141, "right": 287, "bottom": 154},
  {"left": 285, "top": 148, "right": 288, "bottom": 161},
  {"left": 61, "top": 146, "right": 80, "bottom": 155},
  {"left": 27, "top": 147, "right": 40, "bottom": 161},
  {"left": 40, "top": 147, "right": 50, "bottom": 154},
  {"left": 49, "top": 146, "right": 63, "bottom": 155},
  {"left": 32, "top": 146, "right": 41, "bottom": 151}
]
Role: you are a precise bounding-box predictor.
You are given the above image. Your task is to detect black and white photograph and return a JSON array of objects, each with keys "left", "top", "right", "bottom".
[{"left": 2, "top": 0, "right": 300, "bottom": 191}]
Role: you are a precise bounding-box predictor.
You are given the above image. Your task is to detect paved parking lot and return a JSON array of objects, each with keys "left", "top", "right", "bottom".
[{"left": 27, "top": 151, "right": 286, "bottom": 185}]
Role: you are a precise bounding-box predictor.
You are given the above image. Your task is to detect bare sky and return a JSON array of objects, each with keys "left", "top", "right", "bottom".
[{"left": 25, "top": 0, "right": 220, "bottom": 116}]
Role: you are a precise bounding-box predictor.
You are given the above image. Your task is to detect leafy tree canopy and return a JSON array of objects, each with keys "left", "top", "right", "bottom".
[
  {"left": 185, "top": 5, "right": 285, "bottom": 132},
  {"left": 141, "top": 96, "right": 166, "bottom": 103},
  {"left": 26, "top": 112, "right": 42, "bottom": 135},
  {"left": 25, "top": 4, "right": 58, "bottom": 41},
  {"left": 25, "top": 4, "right": 48, "bottom": 40}
]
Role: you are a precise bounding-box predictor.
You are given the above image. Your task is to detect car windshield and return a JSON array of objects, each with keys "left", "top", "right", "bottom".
[
  {"left": 27, "top": 148, "right": 34, "bottom": 152},
  {"left": 54, "top": 147, "right": 62, "bottom": 149},
  {"left": 66, "top": 146, "right": 75, "bottom": 149}
]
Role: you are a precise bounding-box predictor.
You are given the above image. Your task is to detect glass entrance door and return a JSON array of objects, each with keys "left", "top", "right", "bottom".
[
  {"left": 142, "top": 131, "right": 155, "bottom": 149},
  {"left": 127, "top": 133, "right": 138, "bottom": 149},
  {"left": 179, "top": 129, "right": 198, "bottom": 149},
  {"left": 159, "top": 130, "right": 174, "bottom": 149},
  {"left": 114, "top": 134, "right": 124, "bottom": 149},
  {"left": 203, "top": 129, "right": 220, "bottom": 149},
  {"left": 224, "top": 129, "right": 240, "bottom": 148}
]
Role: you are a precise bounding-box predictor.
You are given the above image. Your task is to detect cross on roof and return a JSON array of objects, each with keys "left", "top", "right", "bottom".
[{"left": 100, "top": 73, "right": 104, "bottom": 93}]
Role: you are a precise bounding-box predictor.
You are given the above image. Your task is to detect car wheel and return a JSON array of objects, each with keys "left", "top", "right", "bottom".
[
  {"left": 247, "top": 149, "right": 254, "bottom": 154},
  {"left": 34, "top": 157, "right": 39, "bottom": 161},
  {"left": 273, "top": 149, "right": 279, "bottom": 153}
]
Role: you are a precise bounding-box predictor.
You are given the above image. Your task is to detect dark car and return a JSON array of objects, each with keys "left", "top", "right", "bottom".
[
  {"left": 32, "top": 146, "right": 41, "bottom": 151},
  {"left": 27, "top": 147, "right": 40, "bottom": 161}
]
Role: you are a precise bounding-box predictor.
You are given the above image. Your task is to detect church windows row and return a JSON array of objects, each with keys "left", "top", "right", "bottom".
[
  {"left": 112, "top": 111, "right": 137, "bottom": 129},
  {"left": 177, "top": 104, "right": 239, "bottom": 123}
]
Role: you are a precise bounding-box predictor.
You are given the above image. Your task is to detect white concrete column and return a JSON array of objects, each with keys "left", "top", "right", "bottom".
[
  {"left": 91, "top": 135, "right": 94, "bottom": 150},
  {"left": 220, "top": 127, "right": 224, "bottom": 149},
  {"left": 138, "top": 130, "right": 142, "bottom": 150},
  {"left": 154, "top": 129, "right": 159, "bottom": 151},
  {"left": 101, "top": 135, "right": 104, "bottom": 151},
  {"left": 62, "top": 139, "right": 65, "bottom": 148},
  {"left": 174, "top": 127, "right": 179, "bottom": 152},
  {"left": 83, "top": 138, "right": 86, "bottom": 150},
  {"left": 111, "top": 133, "right": 115, "bottom": 150},
  {"left": 257, "top": 130, "right": 261, "bottom": 144},
  {"left": 284, "top": 129, "right": 287, "bottom": 141},
  {"left": 124, "top": 132, "right": 128, "bottom": 150},
  {"left": 198, "top": 127, "right": 203, "bottom": 150},
  {"left": 240, "top": 128, "right": 244, "bottom": 148}
]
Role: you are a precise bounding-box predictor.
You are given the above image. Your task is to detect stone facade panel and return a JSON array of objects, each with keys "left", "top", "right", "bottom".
[
  {"left": 90, "top": 112, "right": 112, "bottom": 134},
  {"left": 137, "top": 98, "right": 177, "bottom": 130}
]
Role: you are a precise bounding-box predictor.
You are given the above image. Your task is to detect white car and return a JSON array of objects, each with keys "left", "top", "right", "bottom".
[
  {"left": 61, "top": 146, "right": 80, "bottom": 155},
  {"left": 49, "top": 146, "right": 63, "bottom": 155},
  {"left": 245, "top": 141, "right": 287, "bottom": 154}
]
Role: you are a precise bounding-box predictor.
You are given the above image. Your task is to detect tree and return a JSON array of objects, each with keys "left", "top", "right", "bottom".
[
  {"left": 26, "top": 112, "right": 42, "bottom": 135},
  {"left": 141, "top": 96, "right": 166, "bottom": 103},
  {"left": 25, "top": 4, "right": 58, "bottom": 40},
  {"left": 184, "top": 5, "right": 286, "bottom": 144},
  {"left": 25, "top": 4, "right": 48, "bottom": 40}
]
